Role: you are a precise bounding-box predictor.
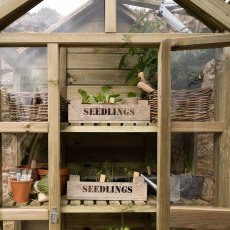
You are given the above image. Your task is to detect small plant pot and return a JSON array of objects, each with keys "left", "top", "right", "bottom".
[
  {"left": 69, "top": 174, "right": 80, "bottom": 182},
  {"left": 11, "top": 179, "right": 33, "bottom": 203},
  {"left": 38, "top": 168, "right": 69, "bottom": 195},
  {"left": 180, "top": 174, "right": 204, "bottom": 198}
]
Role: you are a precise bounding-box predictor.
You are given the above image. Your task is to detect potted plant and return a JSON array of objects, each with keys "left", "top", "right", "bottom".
[
  {"left": 69, "top": 163, "right": 82, "bottom": 182},
  {"left": 38, "top": 167, "right": 69, "bottom": 195},
  {"left": 180, "top": 134, "right": 205, "bottom": 199}
]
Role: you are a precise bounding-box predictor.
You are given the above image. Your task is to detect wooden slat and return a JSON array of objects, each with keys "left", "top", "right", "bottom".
[
  {"left": 105, "top": 0, "right": 116, "bottom": 32},
  {"left": 171, "top": 121, "right": 224, "bottom": 133},
  {"left": 174, "top": 0, "right": 230, "bottom": 31},
  {"left": 67, "top": 47, "right": 128, "bottom": 54},
  {"left": 0, "top": 208, "right": 48, "bottom": 220},
  {"left": 157, "top": 39, "right": 171, "bottom": 230},
  {"left": 170, "top": 206, "right": 230, "bottom": 229},
  {"left": 48, "top": 43, "right": 60, "bottom": 230},
  {"left": 0, "top": 33, "right": 216, "bottom": 47},
  {"left": 67, "top": 53, "right": 136, "bottom": 69},
  {"left": 215, "top": 47, "right": 230, "bottom": 207},
  {"left": 60, "top": 47, "right": 67, "bottom": 97},
  {"left": 61, "top": 124, "right": 158, "bottom": 133},
  {"left": 67, "top": 70, "right": 128, "bottom": 85},
  {"left": 171, "top": 34, "right": 230, "bottom": 50},
  {"left": 0, "top": 0, "right": 42, "bottom": 30},
  {"left": 0, "top": 122, "right": 48, "bottom": 133}
]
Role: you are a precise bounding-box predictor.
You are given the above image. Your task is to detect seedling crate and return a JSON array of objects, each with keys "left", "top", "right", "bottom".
[
  {"left": 67, "top": 177, "right": 147, "bottom": 201},
  {"left": 68, "top": 100, "right": 150, "bottom": 123}
]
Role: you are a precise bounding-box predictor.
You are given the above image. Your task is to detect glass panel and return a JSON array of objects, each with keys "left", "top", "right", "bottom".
[
  {"left": 170, "top": 48, "right": 221, "bottom": 122},
  {"left": 171, "top": 133, "right": 214, "bottom": 204},
  {"left": 4, "top": 0, "right": 104, "bottom": 33},
  {"left": 117, "top": 0, "right": 211, "bottom": 33},
  {"left": 0, "top": 47, "right": 48, "bottom": 122}
]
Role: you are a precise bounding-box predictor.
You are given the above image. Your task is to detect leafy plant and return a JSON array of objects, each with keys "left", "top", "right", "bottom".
[
  {"left": 70, "top": 163, "right": 82, "bottom": 175},
  {"left": 102, "top": 161, "right": 114, "bottom": 182},
  {"left": 94, "top": 167, "right": 103, "bottom": 182},
  {"left": 94, "top": 85, "right": 121, "bottom": 104},
  {"left": 78, "top": 89, "right": 91, "bottom": 104},
  {"left": 127, "top": 92, "right": 137, "bottom": 98},
  {"left": 124, "top": 167, "right": 133, "bottom": 182}
]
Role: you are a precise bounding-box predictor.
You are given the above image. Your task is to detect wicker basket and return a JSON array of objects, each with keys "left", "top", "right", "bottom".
[
  {"left": 8, "top": 92, "right": 68, "bottom": 122},
  {"left": 148, "top": 87, "right": 212, "bottom": 122}
]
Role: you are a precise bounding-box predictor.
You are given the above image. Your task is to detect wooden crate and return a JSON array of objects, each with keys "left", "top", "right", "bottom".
[
  {"left": 68, "top": 101, "right": 150, "bottom": 123},
  {"left": 67, "top": 179, "right": 147, "bottom": 201}
]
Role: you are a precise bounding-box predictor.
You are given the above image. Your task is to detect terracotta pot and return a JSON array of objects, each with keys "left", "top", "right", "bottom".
[
  {"left": 11, "top": 179, "right": 33, "bottom": 203},
  {"left": 38, "top": 168, "right": 69, "bottom": 195}
]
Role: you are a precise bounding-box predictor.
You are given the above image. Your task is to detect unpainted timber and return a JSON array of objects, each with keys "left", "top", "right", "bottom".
[
  {"left": 105, "top": 0, "right": 116, "bottom": 32},
  {"left": 157, "top": 40, "right": 171, "bottom": 230},
  {"left": 170, "top": 206, "right": 230, "bottom": 229},
  {"left": 215, "top": 47, "right": 230, "bottom": 207},
  {"left": 174, "top": 0, "right": 230, "bottom": 31},
  {"left": 48, "top": 43, "right": 61, "bottom": 230},
  {"left": 0, "top": 33, "right": 218, "bottom": 47},
  {"left": 171, "top": 34, "right": 230, "bottom": 50},
  {"left": 0, "top": 122, "right": 48, "bottom": 133},
  {"left": 61, "top": 122, "right": 224, "bottom": 133},
  {"left": 0, "top": 208, "right": 48, "bottom": 220},
  {"left": 0, "top": 0, "right": 42, "bottom": 30}
]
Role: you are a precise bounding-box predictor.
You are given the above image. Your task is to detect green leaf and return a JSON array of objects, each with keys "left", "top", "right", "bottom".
[
  {"left": 109, "top": 93, "right": 120, "bottom": 98},
  {"left": 125, "top": 65, "right": 139, "bottom": 83},
  {"left": 119, "top": 54, "right": 127, "bottom": 69},
  {"left": 128, "top": 76, "right": 139, "bottom": 86},
  {"left": 127, "top": 92, "right": 136, "bottom": 98}
]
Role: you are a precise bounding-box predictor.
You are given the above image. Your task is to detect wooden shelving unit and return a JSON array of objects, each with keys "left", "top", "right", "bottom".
[{"left": 1, "top": 31, "right": 230, "bottom": 230}]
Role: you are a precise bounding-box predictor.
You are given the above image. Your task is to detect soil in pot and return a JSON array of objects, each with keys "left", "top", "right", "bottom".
[
  {"left": 11, "top": 179, "right": 33, "bottom": 203},
  {"left": 38, "top": 167, "right": 69, "bottom": 195}
]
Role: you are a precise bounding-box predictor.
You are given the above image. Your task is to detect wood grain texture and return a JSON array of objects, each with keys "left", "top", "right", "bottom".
[
  {"left": 170, "top": 206, "right": 230, "bottom": 229},
  {"left": 0, "top": 122, "right": 48, "bottom": 133},
  {"left": 171, "top": 34, "right": 230, "bottom": 50},
  {"left": 0, "top": 208, "right": 48, "bottom": 220},
  {"left": 67, "top": 53, "right": 137, "bottom": 69},
  {"left": 68, "top": 103, "right": 150, "bottom": 122},
  {"left": 105, "top": 0, "right": 116, "bottom": 32},
  {"left": 157, "top": 40, "right": 171, "bottom": 230},
  {"left": 0, "top": 0, "right": 42, "bottom": 30},
  {"left": 67, "top": 181, "right": 147, "bottom": 201},
  {"left": 215, "top": 47, "right": 230, "bottom": 207},
  {"left": 67, "top": 70, "right": 128, "bottom": 85},
  {"left": 174, "top": 0, "right": 230, "bottom": 31},
  {"left": 48, "top": 43, "right": 61, "bottom": 230},
  {"left": 0, "top": 32, "right": 215, "bottom": 47}
]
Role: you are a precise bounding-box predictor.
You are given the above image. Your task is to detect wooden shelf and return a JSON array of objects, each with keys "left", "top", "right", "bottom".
[
  {"left": 61, "top": 196, "right": 157, "bottom": 213},
  {"left": 0, "top": 122, "right": 48, "bottom": 133},
  {"left": 0, "top": 208, "right": 48, "bottom": 220},
  {"left": 61, "top": 121, "right": 224, "bottom": 133}
]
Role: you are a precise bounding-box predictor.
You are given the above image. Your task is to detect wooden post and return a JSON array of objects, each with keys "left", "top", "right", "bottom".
[
  {"left": 0, "top": 90, "right": 2, "bottom": 230},
  {"left": 105, "top": 0, "right": 116, "bottom": 32},
  {"left": 157, "top": 39, "right": 171, "bottom": 230},
  {"left": 48, "top": 43, "right": 61, "bottom": 230},
  {"left": 214, "top": 46, "right": 230, "bottom": 207}
]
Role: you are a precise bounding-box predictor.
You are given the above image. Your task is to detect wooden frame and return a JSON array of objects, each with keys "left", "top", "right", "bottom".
[
  {"left": 48, "top": 43, "right": 61, "bottom": 230},
  {"left": 105, "top": 0, "right": 116, "bottom": 32},
  {"left": 0, "top": 33, "right": 229, "bottom": 48},
  {"left": 0, "top": 34, "right": 230, "bottom": 230}
]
